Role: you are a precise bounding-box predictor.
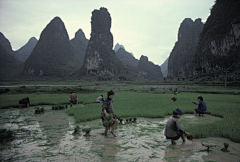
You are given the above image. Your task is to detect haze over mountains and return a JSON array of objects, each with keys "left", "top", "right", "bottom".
[{"left": 0, "top": 0, "right": 239, "bottom": 82}]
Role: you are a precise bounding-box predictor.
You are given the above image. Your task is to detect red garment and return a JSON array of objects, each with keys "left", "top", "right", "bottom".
[{"left": 70, "top": 93, "right": 77, "bottom": 101}]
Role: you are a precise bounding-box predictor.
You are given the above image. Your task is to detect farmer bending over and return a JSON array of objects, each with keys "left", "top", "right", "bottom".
[
  {"left": 164, "top": 108, "right": 189, "bottom": 144},
  {"left": 19, "top": 97, "right": 30, "bottom": 108},
  {"left": 96, "top": 95, "right": 104, "bottom": 103},
  {"left": 101, "top": 90, "right": 118, "bottom": 137},
  {"left": 191, "top": 96, "right": 207, "bottom": 116},
  {"left": 69, "top": 92, "right": 78, "bottom": 104}
]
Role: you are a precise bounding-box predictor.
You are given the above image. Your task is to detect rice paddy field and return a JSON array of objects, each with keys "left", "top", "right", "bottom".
[{"left": 0, "top": 82, "right": 240, "bottom": 161}]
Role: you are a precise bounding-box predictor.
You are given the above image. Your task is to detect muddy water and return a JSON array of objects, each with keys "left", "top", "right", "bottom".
[{"left": 0, "top": 107, "right": 239, "bottom": 162}]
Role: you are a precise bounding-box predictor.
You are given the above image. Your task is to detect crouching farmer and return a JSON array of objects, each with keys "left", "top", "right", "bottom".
[
  {"left": 164, "top": 108, "right": 189, "bottom": 144},
  {"left": 101, "top": 90, "right": 118, "bottom": 137},
  {"left": 191, "top": 96, "right": 207, "bottom": 116},
  {"left": 96, "top": 95, "right": 104, "bottom": 103},
  {"left": 19, "top": 97, "right": 30, "bottom": 108}
]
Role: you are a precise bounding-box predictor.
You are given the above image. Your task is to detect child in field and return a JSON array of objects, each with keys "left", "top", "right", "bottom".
[
  {"left": 191, "top": 96, "right": 207, "bottom": 116},
  {"left": 164, "top": 108, "right": 189, "bottom": 144},
  {"left": 19, "top": 97, "right": 30, "bottom": 108},
  {"left": 69, "top": 92, "right": 78, "bottom": 104}
]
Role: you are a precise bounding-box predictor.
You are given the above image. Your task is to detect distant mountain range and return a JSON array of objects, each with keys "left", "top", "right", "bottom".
[
  {"left": 0, "top": 0, "right": 239, "bottom": 81},
  {"left": 115, "top": 47, "right": 139, "bottom": 71}
]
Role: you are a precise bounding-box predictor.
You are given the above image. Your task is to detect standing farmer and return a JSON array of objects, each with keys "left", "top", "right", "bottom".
[
  {"left": 191, "top": 96, "right": 207, "bottom": 116},
  {"left": 165, "top": 108, "right": 189, "bottom": 144},
  {"left": 101, "top": 90, "right": 118, "bottom": 137}
]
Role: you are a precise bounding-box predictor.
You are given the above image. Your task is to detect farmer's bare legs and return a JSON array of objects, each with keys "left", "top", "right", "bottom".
[
  {"left": 27, "top": 103, "right": 29, "bottom": 108},
  {"left": 104, "top": 126, "right": 108, "bottom": 136},
  {"left": 110, "top": 119, "right": 117, "bottom": 137},
  {"left": 194, "top": 110, "right": 196, "bottom": 116},
  {"left": 115, "top": 119, "right": 118, "bottom": 128}
]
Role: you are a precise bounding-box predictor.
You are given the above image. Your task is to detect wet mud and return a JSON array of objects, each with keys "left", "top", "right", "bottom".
[{"left": 0, "top": 107, "right": 239, "bottom": 161}]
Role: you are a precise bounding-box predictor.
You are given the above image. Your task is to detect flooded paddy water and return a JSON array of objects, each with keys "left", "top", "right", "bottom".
[{"left": 0, "top": 106, "right": 240, "bottom": 162}]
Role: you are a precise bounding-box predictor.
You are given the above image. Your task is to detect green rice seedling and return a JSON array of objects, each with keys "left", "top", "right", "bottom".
[
  {"left": 70, "top": 104, "right": 73, "bottom": 108},
  {"left": 185, "top": 134, "right": 194, "bottom": 141},
  {"left": 73, "top": 126, "right": 80, "bottom": 134},
  {"left": 126, "top": 119, "right": 129, "bottom": 123},
  {"left": 0, "top": 129, "right": 13, "bottom": 143},
  {"left": 65, "top": 105, "right": 68, "bottom": 108},
  {"left": 129, "top": 118, "right": 132, "bottom": 122},
  {"left": 119, "top": 118, "right": 123, "bottom": 124},
  {"left": 35, "top": 107, "right": 45, "bottom": 114},
  {"left": 133, "top": 118, "right": 137, "bottom": 122},
  {"left": 84, "top": 128, "right": 91, "bottom": 136},
  {"left": 40, "top": 107, "right": 45, "bottom": 113},
  {"left": 35, "top": 107, "right": 40, "bottom": 114},
  {"left": 221, "top": 143, "right": 229, "bottom": 152},
  {"left": 104, "top": 114, "right": 113, "bottom": 121}
]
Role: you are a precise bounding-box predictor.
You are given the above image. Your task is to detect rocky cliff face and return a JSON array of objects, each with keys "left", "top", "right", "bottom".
[
  {"left": 138, "top": 55, "right": 163, "bottom": 81},
  {"left": 168, "top": 18, "right": 204, "bottom": 78},
  {"left": 70, "top": 29, "right": 89, "bottom": 69},
  {"left": 161, "top": 57, "right": 169, "bottom": 78},
  {"left": 193, "top": 0, "right": 240, "bottom": 78},
  {"left": 15, "top": 37, "right": 38, "bottom": 62},
  {"left": 0, "top": 32, "right": 18, "bottom": 60},
  {"left": 23, "top": 17, "right": 74, "bottom": 77},
  {"left": 81, "top": 7, "right": 134, "bottom": 77},
  {"left": 115, "top": 47, "right": 139, "bottom": 71},
  {"left": 0, "top": 44, "right": 22, "bottom": 80}
]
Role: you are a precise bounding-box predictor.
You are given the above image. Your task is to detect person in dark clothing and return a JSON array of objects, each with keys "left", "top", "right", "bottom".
[
  {"left": 19, "top": 97, "right": 30, "bottom": 108},
  {"left": 101, "top": 90, "right": 118, "bottom": 137},
  {"left": 164, "top": 108, "right": 189, "bottom": 144},
  {"left": 191, "top": 96, "right": 207, "bottom": 116}
]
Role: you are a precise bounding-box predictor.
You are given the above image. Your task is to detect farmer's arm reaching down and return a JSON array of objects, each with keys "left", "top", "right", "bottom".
[
  {"left": 103, "top": 109, "right": 108, "bottom": 116},
  {"left": 175, "top": 119, "right": 189, "bottom": 135}
]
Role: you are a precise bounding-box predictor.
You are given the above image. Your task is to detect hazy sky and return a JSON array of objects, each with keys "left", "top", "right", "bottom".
[{"left": 0, "top": 0, "right": 215, "bottom": 65}]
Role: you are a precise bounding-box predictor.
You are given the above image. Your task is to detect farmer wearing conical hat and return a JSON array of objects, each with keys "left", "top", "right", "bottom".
[
  {"left": 164, "top": 108, "right": 189, "bottom": 144},
  {"left": 101, "top": 90, "right": 118, "bottom": 137}
]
